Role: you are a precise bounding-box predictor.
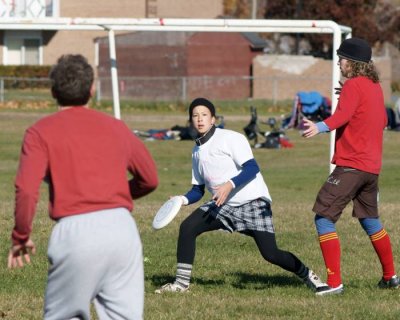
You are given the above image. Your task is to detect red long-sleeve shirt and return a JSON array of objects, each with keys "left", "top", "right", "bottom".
[
  {"left": 13, "top": 107, "right": 158, "bottom": 245},
  {"left": 324, "top": 76, "right": 387, "bottom": 174}
]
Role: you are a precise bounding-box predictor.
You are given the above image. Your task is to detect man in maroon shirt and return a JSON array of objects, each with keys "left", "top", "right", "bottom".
[
  {"left": 8, "top": 54, "right": 158, "bottom": 319},
  {"left": 303, "top": 37, "right": 399, "bottom": 295}
]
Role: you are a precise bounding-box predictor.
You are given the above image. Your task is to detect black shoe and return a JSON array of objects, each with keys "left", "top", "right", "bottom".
[{"left": 378, "top": 275, "right": 400, "bottom": 289}]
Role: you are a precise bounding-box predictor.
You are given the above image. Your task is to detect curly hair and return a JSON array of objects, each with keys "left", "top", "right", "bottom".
[
  {"left": 346, "top": 60, "right": 380, "bottom": 83},
  {"left": 49, "top": 54, "right": 94, "bottom": 106}
]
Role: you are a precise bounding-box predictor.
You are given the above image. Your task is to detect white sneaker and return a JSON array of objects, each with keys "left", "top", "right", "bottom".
[
  {"left": 155, "top": 282, "right": 189, "bottom": 294},
  {"left": 303, "top": 269, "right": 327, "bottom": 291},
  {"left": 316, "top": 284, "right": 344, "bottom": 296}
]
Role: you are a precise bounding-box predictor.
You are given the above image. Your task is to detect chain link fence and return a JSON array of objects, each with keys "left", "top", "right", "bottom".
[
  {"left": 0, "top": 77, "right": 51, "bottom": 103},
  {"left": 95, "top": 74, "right": 334, "bottom": 104},
  {"left": 1, "top": 74, "right": 395, "bottom": 105}
]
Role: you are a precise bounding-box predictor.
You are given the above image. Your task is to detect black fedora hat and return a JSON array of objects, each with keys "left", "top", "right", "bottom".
[{"left": 336, "top": 37, "right": 371, "bottom": 63}]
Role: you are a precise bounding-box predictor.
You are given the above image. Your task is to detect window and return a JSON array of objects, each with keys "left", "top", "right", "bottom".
[
  {"left": 0, "top": 0, "right": 59, "bottom": 18},
  {"left": 4, "top": 31, "right": 42, "bottom": 65},
  {"left": 24, "top": 39, "right": 41, "bottom": 65}
]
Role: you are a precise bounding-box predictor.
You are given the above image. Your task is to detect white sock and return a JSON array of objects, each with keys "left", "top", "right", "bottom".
[{"left": 175, "top": 263, "right": 192, "bottom": 288}]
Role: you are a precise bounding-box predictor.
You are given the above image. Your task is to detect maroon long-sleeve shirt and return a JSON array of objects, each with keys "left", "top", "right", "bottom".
[
  {"left": 13, "top": 107, "right": 158, "bottom": 245},
  {"left": 324, "top": 76, "right": 387, "bottom": 174}
]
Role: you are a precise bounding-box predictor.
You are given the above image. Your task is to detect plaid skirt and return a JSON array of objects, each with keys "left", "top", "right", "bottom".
[{"left": 199, "top": 198, "right": 275, "bottom": 234}]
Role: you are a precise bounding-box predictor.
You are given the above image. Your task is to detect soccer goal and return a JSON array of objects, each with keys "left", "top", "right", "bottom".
[{"left": 0, "top": 17, "right": 352, "bottom": 171}]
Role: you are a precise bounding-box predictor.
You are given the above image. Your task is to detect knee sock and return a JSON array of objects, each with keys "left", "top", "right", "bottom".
[
  {"left": 370, "top": 230, "right": 396, "bottom": 280},
  {"left": 175, "top": 263, "right": 192, "bottom": 288},
  {"left": 318, "top": 232, "right": 342, "bottom": 287},
  {"left": 360, "top": 218, "right": 396, "bottom": 281},
  {"left": 315, "top": 215, "right": 341, "bottom": 287}
]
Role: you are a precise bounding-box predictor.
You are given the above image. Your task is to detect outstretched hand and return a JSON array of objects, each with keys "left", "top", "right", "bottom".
[
  {"left": 334, "top": 81, "right": 343, "bottom": 95},
  {"left": 8, "top": 238, "right": 36, "bottom": 269},
  {"left": 302, "top": 118, "right": 319, "bottom": 138}
]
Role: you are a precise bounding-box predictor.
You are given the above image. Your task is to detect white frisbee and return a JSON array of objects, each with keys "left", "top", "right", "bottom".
[{"left": 152, "top": 196, "right": 183, "bottom": 230}]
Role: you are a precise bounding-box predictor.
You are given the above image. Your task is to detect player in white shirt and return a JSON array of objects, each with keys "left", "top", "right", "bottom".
[{"left": 156, "top": 98, "right": 326, "bottom": 293}]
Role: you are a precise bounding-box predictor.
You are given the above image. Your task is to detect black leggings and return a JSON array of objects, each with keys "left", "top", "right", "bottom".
[{"left": 177, "top": 208, "right": 305, "bottom": 274}]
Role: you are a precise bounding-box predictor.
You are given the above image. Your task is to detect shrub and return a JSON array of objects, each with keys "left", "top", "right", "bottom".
[{"left": 0, "top": 65, "right": 52, "bottom": 89}]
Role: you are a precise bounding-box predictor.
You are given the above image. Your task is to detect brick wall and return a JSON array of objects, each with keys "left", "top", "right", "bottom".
[
  {"left": 253, "top": 54, "right": 392, "bottom": 103},
  {"left": 156, "top": 0, "right": 223, "bottom": 18}
]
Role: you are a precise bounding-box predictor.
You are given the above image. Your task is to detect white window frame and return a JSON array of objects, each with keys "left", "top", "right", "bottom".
[{"left": 3, "top": 30, "right": 43, "bottom": 65}]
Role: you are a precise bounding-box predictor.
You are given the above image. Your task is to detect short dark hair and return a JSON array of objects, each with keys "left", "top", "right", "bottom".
[
  {"left": 188, "top": 97, "right": 216, "bottom": 122},
  {"left": 49, "top": 54, "right": 94, "bottom": 106}
]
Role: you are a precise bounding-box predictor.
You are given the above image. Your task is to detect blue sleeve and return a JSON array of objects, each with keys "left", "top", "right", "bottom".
[
  {"left": 231, "top": 158, "right": 260, "bottom": 188},
  {"left": 184, "top": 184, "right": 205, "bottom": 204},
  {"left": 316, "top": 121, "right": 330, "bottom": 133}
]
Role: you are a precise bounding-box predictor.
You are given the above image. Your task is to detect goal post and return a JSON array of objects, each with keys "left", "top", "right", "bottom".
[{"left": 0, "top": 17, "right": 352, "bottom": 171}]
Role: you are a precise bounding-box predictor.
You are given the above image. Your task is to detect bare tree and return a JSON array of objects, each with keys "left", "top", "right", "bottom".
[{"left": 223, "top": 0, "right": 400, "bottom": 56}]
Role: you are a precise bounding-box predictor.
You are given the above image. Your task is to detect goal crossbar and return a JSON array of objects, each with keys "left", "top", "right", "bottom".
[{"left": 0, "top": 17, "right": 352, "bottom": 172}]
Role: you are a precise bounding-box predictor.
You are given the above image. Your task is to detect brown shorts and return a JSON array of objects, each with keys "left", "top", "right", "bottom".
[{"left": 312, "top": 166, "right": 379, "bottom": 223}]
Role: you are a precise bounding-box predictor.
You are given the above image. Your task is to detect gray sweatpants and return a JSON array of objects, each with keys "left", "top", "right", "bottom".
[{"left": 44, "top": 208, "right": 144, "bottom": 320}]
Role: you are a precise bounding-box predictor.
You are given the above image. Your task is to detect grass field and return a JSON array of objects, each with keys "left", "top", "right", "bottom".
[{"left": 1, "top": 107, "right": 400, "bottom": 319}]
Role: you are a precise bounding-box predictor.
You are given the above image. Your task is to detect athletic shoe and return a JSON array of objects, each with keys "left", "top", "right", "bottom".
[
  {"left": 316, "top": 284, "right": 344, "bottom": 296},
  {"left": 302, "top": 270, "right": 327, "bottom": 291},
  {"left": 378, "top": 275, "right": 400, "bottom": 289},
  {"left": 155, "top": 282, "right": 189, "bottom": 294}
]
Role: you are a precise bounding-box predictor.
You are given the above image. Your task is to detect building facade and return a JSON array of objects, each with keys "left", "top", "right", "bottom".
[
  {"left": 0, "top": 0, "right": 223, "bottom": 67},
  {"left": 96, "top": 31, "right": 265, "bottom": 100}
]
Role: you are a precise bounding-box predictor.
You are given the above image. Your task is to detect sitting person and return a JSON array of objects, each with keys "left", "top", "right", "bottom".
[
  {"left": 285, "top": 91, "right": 331, "bottom": 129},
  {"left": 135, "top": 115, "right": 225, "bottom": 141}
]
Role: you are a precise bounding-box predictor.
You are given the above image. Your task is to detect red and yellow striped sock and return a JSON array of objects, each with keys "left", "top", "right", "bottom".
[
  {"left": 319, "top": 232, "right": 342, "bottom": 287},
  {"left": 370, "top": 229, "right": 396, "bottom": 281}
]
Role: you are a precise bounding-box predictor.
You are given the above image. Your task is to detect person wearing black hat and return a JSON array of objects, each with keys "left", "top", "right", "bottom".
[
  {"left": 155, "top": 97, "right": 326, "bottom": 293},
  {"left": 302, "top": 37, "right": 399, "bottom": 296}
]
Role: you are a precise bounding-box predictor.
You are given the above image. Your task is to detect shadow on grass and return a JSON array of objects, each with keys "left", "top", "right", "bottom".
[
  {"left": 149, "top": 272, "right": 301, "bottom": 290},
  {"left": 230, "top": 272, "right": 301, "bottom": 290},
  {"left": 149, "top": 274, "right": 225, "bottom": 288}
]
